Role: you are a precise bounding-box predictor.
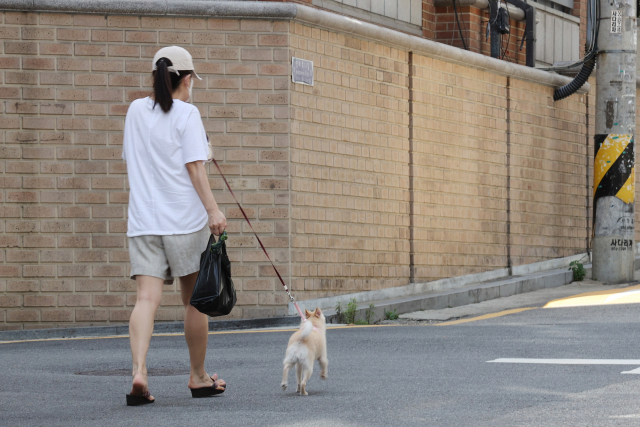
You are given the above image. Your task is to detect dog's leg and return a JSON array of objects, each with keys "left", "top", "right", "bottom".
[
  {"left": 295, "top": 362, "right": 302, "bottom": 393},
  {"left": 299, "top": 362, "right": 313, "bottom": 396},
  {"left": 319, "top": 355, "right": 328, "bottom": 380},
  {"left": 281, "top": 361, "right": 293, "bottom": 391}
]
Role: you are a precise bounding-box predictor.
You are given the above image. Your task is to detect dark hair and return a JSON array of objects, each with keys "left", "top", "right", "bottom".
[{"left": 152, "top": 57, "right": 192, "bottom": 113}]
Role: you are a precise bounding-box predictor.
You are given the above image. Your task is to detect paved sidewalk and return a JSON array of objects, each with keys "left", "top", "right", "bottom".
[{"left": 399, "top": 273, "right": 640, "bottom": 323}]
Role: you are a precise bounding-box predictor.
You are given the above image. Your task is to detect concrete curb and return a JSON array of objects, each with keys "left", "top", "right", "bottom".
[
  {"left": 0, "top": 315, "right": 300, "bottom": 342},
  {"left": 319, "top": 256, "right": 640, "bottom": 324},
  {"left": 290, "top": 251, "right": 593, "bottom": 315},
  {"left": 0, "top": 0, "right": 587, "bottom": 92}
]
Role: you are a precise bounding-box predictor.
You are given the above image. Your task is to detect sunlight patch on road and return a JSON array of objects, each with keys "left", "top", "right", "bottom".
[
  {"left": 436, "top": 308, "right": 537, "bottom": 326},
  {"left": 544, "top": 284, "right": 640, "bottom": 308}
]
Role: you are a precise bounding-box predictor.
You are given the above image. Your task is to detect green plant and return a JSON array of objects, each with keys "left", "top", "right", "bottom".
[
  {"left": 570, "top": 261, "right": 586, "bottom": 281},
  {"left": 384, "top": 309, "right": 399, "bottom": 321},
  {"left": 354, "top": 320, "right": 368, "bottom": 325},
  {"left": 345, "top": 298, "right": 358, "bottom": 324},
  {"left": 335, "top": 301, "right": 345, "bottom": 324},
  {"left": 365, "top": 303, "right": 375, "bottom": 325}
]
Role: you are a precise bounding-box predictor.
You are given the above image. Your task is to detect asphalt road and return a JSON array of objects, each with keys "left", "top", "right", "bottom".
[{"left": 3, "top": 302, "right": 640, "bottom": 426}]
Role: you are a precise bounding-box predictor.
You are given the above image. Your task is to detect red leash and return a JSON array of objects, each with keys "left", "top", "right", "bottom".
[{"left": 210, "top": 157, "right": 307, "bottom": 322}]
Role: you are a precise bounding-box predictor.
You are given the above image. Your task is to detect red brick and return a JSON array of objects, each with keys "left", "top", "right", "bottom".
[
  {"left": 93, "top": 294, "right": 125, "bottom": 306},
  {"left": 74, "top": 44, "right": 107, "bottom": 57},
  {"left": 42, "top": 310, "right": 74, "bottom": 322},
  {"left": 76, "top": 309, "right": 109, "bottom": 321},
  {"left": 4, "top": 12, "right": 38, "bottom": 25},
  {"left": 108, "top": 45, "right": 140, "bottom": 57},
  {"left": 41, "top": 162, "right": 73, "bottom": 174},
  {"left": 40, "top": 102, "right": 72, "bottom": 114},
  {"left": 23, "top": 265, "right": 55, "bottom": 277},
  {"left": 58, "top": 236, "right": 90, "bottom": 248},
  {"left": 91, "top": 89, "right": 123, "bottom": 102},
  {"left": 57, "top": 58, "right": 90, "bottom": 71},
  {"left": 107, "top": 16, "right": 140, "bottom": 28},
  {"left": 58, "top": 265, "right": 90, "bottom": 277},
  {"left": 92, "top": 60, "right": 123, "bottom": 72},
  {"left": 41, "top": 221, "right": 73, "bottom": 233},
  {"left": 7, "top": 191, "right": 37, "bottom": 203},
  {"left": 6, "top": 250, "right": 38, "bottom": 263},
  {"left": 22, "top": 27, "right": 55, "bottom": 40},
  {"left": 76, "top": 250, "right": 108, "bottom": 263},
  {"left": 75, "top": 15, "right": 107, "bottom": 27},
  {"left": 57, "top": 28, "right": 90, "bottom": 41},
  {"left": 40, "top": 250, "right": 73, "bottom": 263},
  {"left": 57, "top": 88, "right": 90, "bottom": 101},
  {"left": 40, "top": 13, "right": 74, "bottom": 26},
  {"left": 23, "top": 57, "right": 55, "bottom": 70},
  {"left": 23, "top": 235, "right": 56, "bottom": 248},
  {"left": 60, "top": 207, "right": 91, "bottom": 218},
  {"left": 5, "top": 101, "right": 37, "bottom": 114},
  {"left": 41, "top": 280, "right": 74, "bottom": 292},
  {"left": 23, "top": 177, "right": 55, "bottom": 189},
  {"left": 5, "top": 42, "right": 37, "bottom": 55},
  {"left": 24, "top": 295, "right": 56, "bottom": 307},
  {"left": 91, "top": 29, "right": 122, "bottom": 42},
  {"left": 93, "top": 236, "right": 124, "bottom": 248},
  {"left": 0, "top": 57, "right": 21, "bottom": 69},
  {"left": 75, "top": 279, "right": 107, "bottom": 292},
  {"left": 125, "top": 31, "right": 158, "bottom": 43},
  {"left": 22, "top": 117, "right": 55, "bottom": 129},
  {"left": 59, "top": 295, "right": 90, "bottom": 307},
  {"left": 40, "top": 43, "right": 73, "bottom": 56},
  {"left": 7, "top": 310, "right": 39, "bottom": 322},
  {"left": 0, "top": 295, "right": 22, "bottom": 307},
  {"left": 23, "top": 87, "right": 55, "bottom": 100}
]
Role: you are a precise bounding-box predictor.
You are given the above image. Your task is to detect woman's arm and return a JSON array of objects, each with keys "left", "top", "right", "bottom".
[{"left": 186, "top": 161, "right": 227, "bottom": 235}]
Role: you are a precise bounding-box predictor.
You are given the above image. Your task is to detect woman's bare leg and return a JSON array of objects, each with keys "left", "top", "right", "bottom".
[
  {"left": 180, "top": 272, "right": 225, "bottom": 390},
  {"left": 129, "top": 275, "right": 163, "bottom": 399}
]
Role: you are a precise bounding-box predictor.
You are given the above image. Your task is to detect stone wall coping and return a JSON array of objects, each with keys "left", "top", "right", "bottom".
[{"left": 0, "top": 0, "right": 592, "bottom": 93}]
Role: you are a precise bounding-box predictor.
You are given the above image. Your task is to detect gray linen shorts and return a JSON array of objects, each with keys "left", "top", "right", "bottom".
[{"left": 129, "top": 224, "right": 209, "bottom": 282}]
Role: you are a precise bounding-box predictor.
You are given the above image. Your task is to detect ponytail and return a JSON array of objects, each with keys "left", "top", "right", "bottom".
[{"left": 152, "top": 58, "right": 190, "bottom": 113}]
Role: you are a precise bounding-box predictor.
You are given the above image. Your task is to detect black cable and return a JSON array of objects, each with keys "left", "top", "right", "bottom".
[
  {"left": 452, "top": 0, "right": 469, "bottom": 51},
  {"left": 501, "top": 3, "right": 511, "bottom": 61}
]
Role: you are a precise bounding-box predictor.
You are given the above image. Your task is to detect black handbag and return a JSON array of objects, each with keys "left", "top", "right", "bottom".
[{"left": 189, "top": 231, "right": 237, "bottom": 317}]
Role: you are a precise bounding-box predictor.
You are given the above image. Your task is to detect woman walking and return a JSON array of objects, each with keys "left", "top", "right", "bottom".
[{"left": 122, "top": 46, "right": 227, "bottom": 406}]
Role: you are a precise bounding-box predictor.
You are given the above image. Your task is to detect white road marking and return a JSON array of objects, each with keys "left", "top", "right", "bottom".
[
  {"left": 488, "top": 358, "right": 640, "bottom": 375},
  {"left": 488, "top": 358, "right": 640, "bottom": 365}
]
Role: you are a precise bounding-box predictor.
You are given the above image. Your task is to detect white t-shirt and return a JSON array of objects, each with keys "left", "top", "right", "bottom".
[{"left": 122, "top": 97, "right": 209, "bottom": 237}]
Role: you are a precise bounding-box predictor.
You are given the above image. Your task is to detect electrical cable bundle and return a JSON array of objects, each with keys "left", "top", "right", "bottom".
[{"left": 545, "top": 0, "right": 599, "bottom": 100}]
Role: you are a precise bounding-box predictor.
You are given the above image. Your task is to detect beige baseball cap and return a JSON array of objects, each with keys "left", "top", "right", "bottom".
[{"left": 152, "top": 45, "right": 202, "bottom": 80}]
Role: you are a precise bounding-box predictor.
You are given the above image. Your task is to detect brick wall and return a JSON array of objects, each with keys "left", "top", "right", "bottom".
[
  {"left": 0, "top": 11, "right": 291, "bottom": 330},
  {"left": 288, "top": 21, "right": 593, "bottom": 301},
  {"left": 0, "top": 9, "right": 599, "bottom": 330}
]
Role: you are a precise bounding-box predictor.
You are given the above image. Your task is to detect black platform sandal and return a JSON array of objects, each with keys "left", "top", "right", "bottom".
[
  {"left": 190, "top": 376, "right": 226, "bottom": 398},
  {"left": 126, "top": 390, "right": 155, "bottom": 406}
]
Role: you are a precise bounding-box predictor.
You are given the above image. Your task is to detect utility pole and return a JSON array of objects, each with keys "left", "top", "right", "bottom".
[{"left": 592, "top": 0, "right": 637, "bottom": 283}]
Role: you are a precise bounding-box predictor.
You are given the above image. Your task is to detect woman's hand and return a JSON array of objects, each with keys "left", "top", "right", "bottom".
[{"left": 208, "top": 208, "right": 227, "bottom": 236}]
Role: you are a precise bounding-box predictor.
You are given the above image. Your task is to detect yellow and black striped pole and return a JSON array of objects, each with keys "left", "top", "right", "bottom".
[{"left": 592, "top": 133, "right": 635, "bottom": 282}]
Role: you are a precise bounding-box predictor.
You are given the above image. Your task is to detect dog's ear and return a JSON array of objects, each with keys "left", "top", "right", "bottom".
[
  {"left": 314, "top": 307, "right": 322, "bottom": 317},
  {"left": 304, "top": 309, "right": 312, "bottom": 318}
]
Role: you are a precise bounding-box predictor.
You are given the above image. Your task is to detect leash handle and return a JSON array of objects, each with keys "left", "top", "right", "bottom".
[{"left": 210, "top": 157, "right": 306, "bottom": 321}]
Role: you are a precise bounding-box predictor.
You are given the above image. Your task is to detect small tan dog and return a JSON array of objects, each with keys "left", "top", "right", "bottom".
[{"left": 281, "top": 308, "right": 328, "bottom": 396}]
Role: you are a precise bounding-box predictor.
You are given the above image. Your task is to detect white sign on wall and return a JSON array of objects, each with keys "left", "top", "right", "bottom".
[
  {"left": 292, "top": 57, "right": 314, "bottom": 86},
  {"left": 611, "top": 10, "right": 622, "bottom": 34}
]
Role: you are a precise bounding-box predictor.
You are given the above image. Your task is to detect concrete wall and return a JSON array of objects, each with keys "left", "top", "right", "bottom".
[{"left": 0, "top": 5, "right": 599, "bottom": 330}]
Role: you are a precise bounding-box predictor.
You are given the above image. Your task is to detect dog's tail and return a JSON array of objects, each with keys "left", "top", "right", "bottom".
[{"left": 300, "top": 320, "right": 313, "bottom": 339}]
